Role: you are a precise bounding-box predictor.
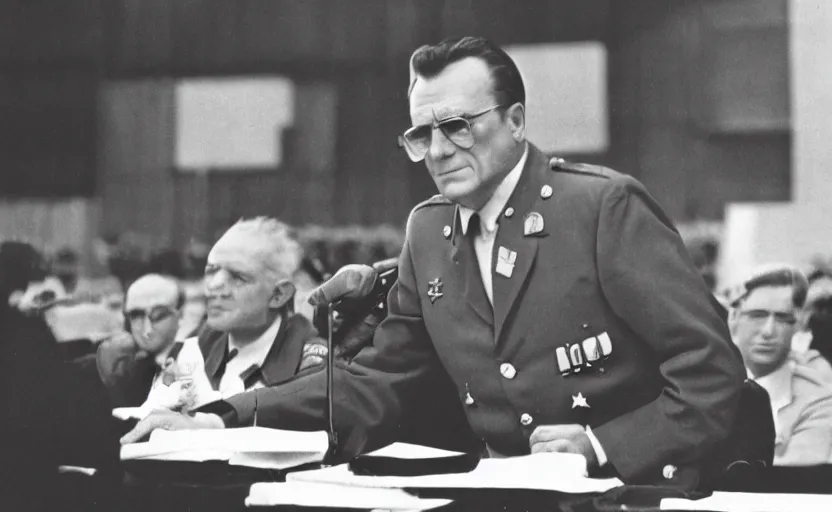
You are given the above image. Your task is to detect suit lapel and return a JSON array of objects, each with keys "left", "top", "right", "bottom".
[
  {"left": 201, "top": 331, "right": 229, "bottom": 390},
  {"left": 260, "top": 314, "right": 309, "bottom": 386},
  {"left": 492, "top": 146, "right": 546, "bottom": 344}
]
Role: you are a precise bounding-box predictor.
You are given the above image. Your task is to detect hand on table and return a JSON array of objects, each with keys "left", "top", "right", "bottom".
[
  {"left": 529, "top": 424, "right": 598, "bottom": 471},
  {"left": 120, "top": 409, "right": 223, "bottom": 445}
]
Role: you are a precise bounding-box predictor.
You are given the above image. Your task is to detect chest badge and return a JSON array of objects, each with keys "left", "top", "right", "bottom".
[
  {"left": 496, "top": 246, "right": 517, "bottom": 278},
  {"left": 523, "top": 211, "right": 545, "bottom": 237},
  {"left": 427, "top": 278, "right": 444, "bottom": 303}
]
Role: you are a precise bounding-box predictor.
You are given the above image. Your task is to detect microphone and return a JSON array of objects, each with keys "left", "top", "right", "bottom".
[{"left": 312, "top": 263, "right": 399, "bottom": 465}]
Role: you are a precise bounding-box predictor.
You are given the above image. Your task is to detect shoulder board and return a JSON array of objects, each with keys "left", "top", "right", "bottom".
[
  {"left": 549, "top": 157, "right": 613, "bottom": 180},
  {"left": 412, "top": 193, "right": 453, "bottom": 213}
]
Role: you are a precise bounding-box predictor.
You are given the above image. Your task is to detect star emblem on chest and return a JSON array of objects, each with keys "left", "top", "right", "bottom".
[{"left": 427, "top": 278, "right": 444, "bottom": 304}]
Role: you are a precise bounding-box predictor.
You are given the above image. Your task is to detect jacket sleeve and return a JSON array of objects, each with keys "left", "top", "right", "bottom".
[
  {"left": 592, "top": 176, "right": 745, "bottom": 480},
  {"left": 224, "top": 223, "right": 444, "bottom": 458},
  {"left": 777, "top": 393, "right": 832, "bottom": 466}
]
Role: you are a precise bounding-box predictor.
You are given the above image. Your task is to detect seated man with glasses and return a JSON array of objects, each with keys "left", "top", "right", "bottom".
[
  {"left": 728, "top": 264, "right": 832, "bottom": 465},
  {"left": 96, "top": 273, "right": 213, "bottom": 414}
]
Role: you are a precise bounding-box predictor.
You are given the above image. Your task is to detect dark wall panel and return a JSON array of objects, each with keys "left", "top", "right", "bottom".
[
  {"left": 0, "top": 73, "right": 98, "bottom": 197},
  {"left": 607, "top": 0, "right": 790, "bottom": 221}
]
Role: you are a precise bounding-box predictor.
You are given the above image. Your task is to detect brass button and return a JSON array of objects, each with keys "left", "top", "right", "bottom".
[
  {"left": 499, "top": 363, "right": 517, "bottom": 380},
  {"left": 520, "top": 413, "right": 533, "bottom": 426},
  {"left": 662, "top": 464, "right": 677, "bottom": 479},
  {"left": 504, "top": 207, "right": 515, "bottom": 218}
]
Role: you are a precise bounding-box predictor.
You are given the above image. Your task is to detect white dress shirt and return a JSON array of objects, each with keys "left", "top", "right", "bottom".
[
  {"left": 219, "top": 314, "right": 282, "bottom": 396},
  {"left": 141, "top": 337, "right": 219, "bottom": 415},
  {"left": 750, "top": 361, "right": 794, "bottom": 438},
  {"left": 456, "top": 143, "right": 608, "bottom": 467},
  {"left": 458, "top": 143, "right": 528, "bottom": 305}
]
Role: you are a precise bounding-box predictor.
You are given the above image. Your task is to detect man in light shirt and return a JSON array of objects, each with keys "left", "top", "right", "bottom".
[{"left": 729, "top": 264, "right": 832, "bottom": 465}]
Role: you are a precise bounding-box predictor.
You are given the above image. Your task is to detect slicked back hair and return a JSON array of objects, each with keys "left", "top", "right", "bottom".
[
  {"left": 408, "top": 36, "right": 525, "bottom": 109},
  {"left": 731, "top": 264, "right": 809, "bottom": 310}
]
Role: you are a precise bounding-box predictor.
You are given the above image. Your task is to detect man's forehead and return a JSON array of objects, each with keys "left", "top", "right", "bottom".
[
  {"left": 208, "top": 232, "right": 264, "bottom": 268},
  {"left": 409, "top": 58, "right": 495, "bottom": 122},
  {"left": 126, "top": 277, "right": 178, "bottom": 307},
  {"left": 743, "top": 285, "right": 795, "bottom": 308}
]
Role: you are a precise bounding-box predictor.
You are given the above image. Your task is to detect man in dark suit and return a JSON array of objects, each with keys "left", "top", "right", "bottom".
[{"left": 123, "top": 37, "right": 744, "bottom": 488}]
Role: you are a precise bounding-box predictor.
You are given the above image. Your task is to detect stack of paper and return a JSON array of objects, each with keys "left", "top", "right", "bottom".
[
  {"left": 246, "top": 481, "right": 451, "bottom": 510},
  {"left": 287, "top": 444, "right": 622, "bottom": 494},
  {"left": 120, "top": 427, "right": 329, "bottom": 470},
  {"left": 661, "top": 492, "right": 832, "bottom": 512}
]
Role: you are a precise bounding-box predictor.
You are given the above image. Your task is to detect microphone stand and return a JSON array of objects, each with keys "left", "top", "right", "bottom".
[{"left": 323, "top": 301, "right": 339, "bottom": 466}]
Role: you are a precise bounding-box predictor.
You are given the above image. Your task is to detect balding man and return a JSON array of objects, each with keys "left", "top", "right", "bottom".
[{"left": 97, "top": 273, "right": 204, "bottom": 412}]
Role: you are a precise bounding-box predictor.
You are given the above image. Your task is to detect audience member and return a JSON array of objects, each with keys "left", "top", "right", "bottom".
[
  {"left": 96, "top": 273, "right": 216, "bottom": 414},
  {"left": 196, "top": 217, "right": 327, "bottom": 398},
  {"left": 729, "top": 264, "right": 832, "bottom": 465}
]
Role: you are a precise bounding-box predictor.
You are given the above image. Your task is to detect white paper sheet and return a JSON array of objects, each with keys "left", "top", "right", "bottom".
[
  {"left": 120, "top": 427, "right": 328, "bottom": 470},
  {"left": 661, "top": 492, "right": 832, "bottom": 512},
  {"left": 288, "top": 452, "right": 622, "bottom": 494},
  {"left": 112, "top": 407, "right": 148, "bottom": 421},
  {"left": 246, "top": 481, "right": 451, "bottom": 510},
  {"left": 365, "top": 442, "right": 466, "bottom": 459}
]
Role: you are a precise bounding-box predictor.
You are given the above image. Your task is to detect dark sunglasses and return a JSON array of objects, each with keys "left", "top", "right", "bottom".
[
  {"left": 125, "top": 305, "right": 177, "bottom": 326},
  {"left": 397, "top": 105, "right": 503, "bottom": 162}
]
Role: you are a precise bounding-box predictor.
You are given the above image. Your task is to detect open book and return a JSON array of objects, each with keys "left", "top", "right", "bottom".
[{"left": 120, "top": 427, "right": 329, "bottom": 470}]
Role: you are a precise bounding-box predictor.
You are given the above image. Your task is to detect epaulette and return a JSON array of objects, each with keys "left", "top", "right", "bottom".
[
  {"left": 549, "top": 157, "right": 613, "bottom": 180},
  {"left": 412, "top": 193, "right": 454, "bottom": 214}
]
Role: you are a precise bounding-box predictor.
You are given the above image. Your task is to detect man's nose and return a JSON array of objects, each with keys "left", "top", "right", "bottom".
[
  {"left": 141, "top": 317, "right": 154, "bottom": 338},
  {"left": 760, "top": 314, "right": 777, "bottom": 336},
  {"left": 427, "top": 127, "right": 455, "bottom": 160},
  {"left": 205, "top": 270, "right": 227, "bottom": 292}
]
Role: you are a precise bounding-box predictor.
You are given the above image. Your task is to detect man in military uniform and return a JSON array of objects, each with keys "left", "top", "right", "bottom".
[{"left": 123, "top": 37, "right": 744, "bottom": 488}]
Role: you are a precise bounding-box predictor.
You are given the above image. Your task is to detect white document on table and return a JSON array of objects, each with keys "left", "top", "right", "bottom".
[
  {"left": 112, "top": 407, "right": 148, "bottom": 421},
  {"left": 120, "top": 427, "right": 328, "bottom": 470},
  {"left": 364, "top": 442, "right": 466, "bottom": 459},
  {"left": 288, "top": 450, "right": 623, "bottom": 494},
  {"left": 661, "top": 492, "right": 832, "bottom": 511},
  {"left": 246, "top": 481, "right": 451, "bottom": 510}
]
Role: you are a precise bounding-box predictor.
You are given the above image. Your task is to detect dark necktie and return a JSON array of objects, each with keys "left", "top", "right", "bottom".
[
  {"left": 212, "top": 347, "right": 238, "bottom": 389},
  {"left": 464, "top": 212, "right": 494, "bottom": 324}
]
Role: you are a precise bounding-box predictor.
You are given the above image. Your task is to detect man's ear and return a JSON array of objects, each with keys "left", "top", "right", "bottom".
[
  {"left": 269, "top": 280, "right": 296, "bottom": 310},
  {"left": 727, "top": 307, "right": 740, "bottom": 336},
  {"left": 505, "top": 103, "right": 526, "bottom": 142}
]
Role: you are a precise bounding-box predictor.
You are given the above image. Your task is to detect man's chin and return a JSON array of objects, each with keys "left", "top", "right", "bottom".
[
  {"left": 205, "top": 315, "right": 234, "bottom": 331},
  {"left": 436, "top": 181, "right": 475, "bottom": 203}
]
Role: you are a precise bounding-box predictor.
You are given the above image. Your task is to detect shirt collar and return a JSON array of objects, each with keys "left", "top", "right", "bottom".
[
  {"left": 751, "top": 361, "right": 794, "bottom": 413},
  {"left": 228, "top": 313, "right": 282, "bottom": 369},
  {"left": 459, "top": 143, "right": 528, "bottom": 236}
]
